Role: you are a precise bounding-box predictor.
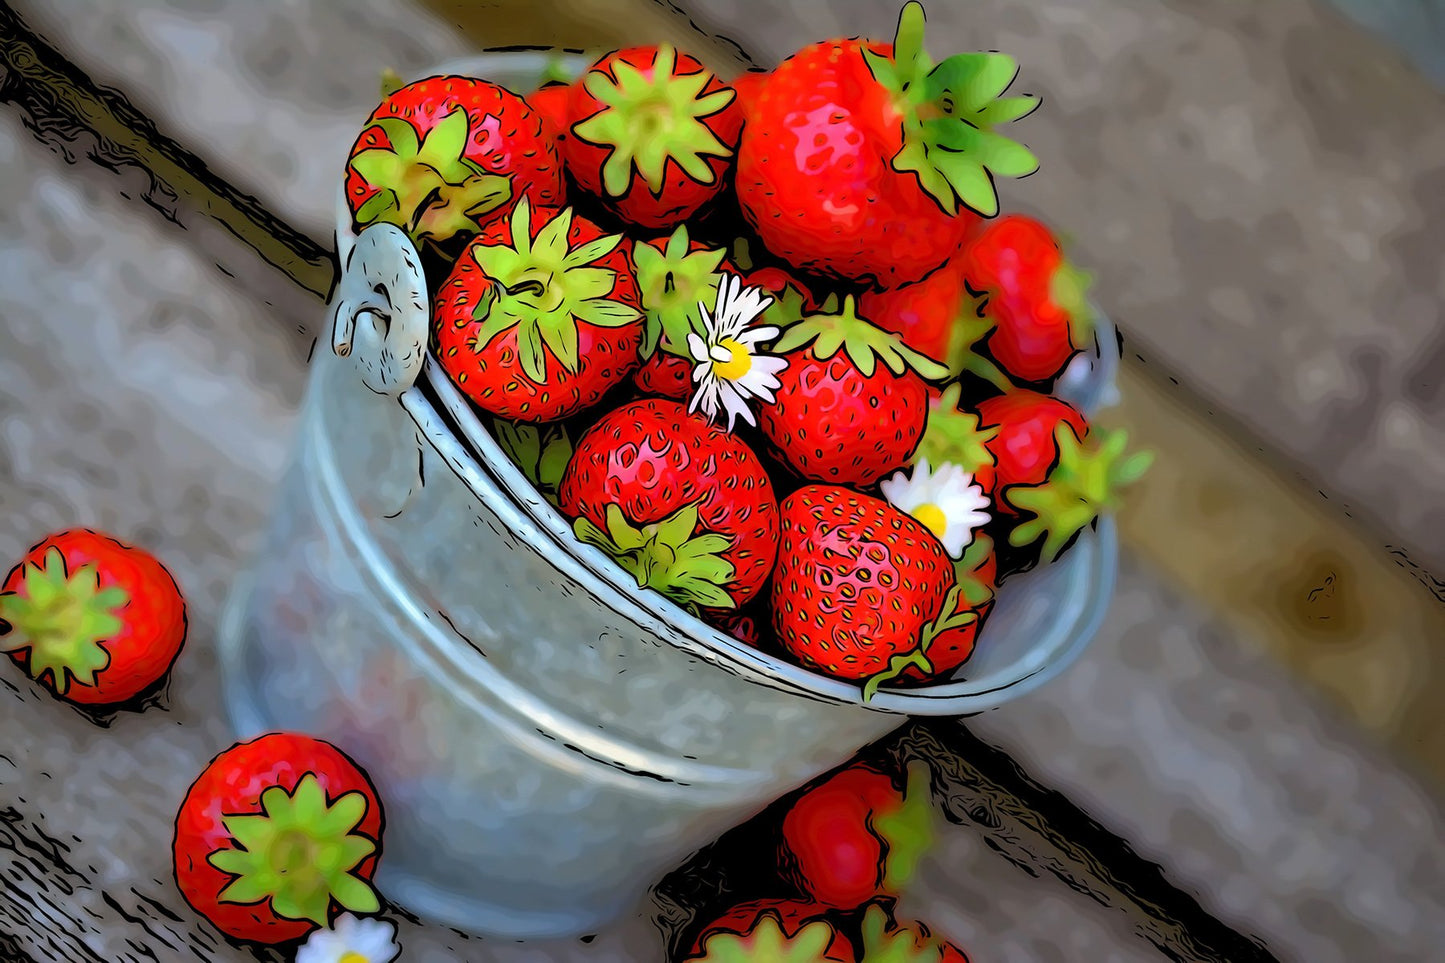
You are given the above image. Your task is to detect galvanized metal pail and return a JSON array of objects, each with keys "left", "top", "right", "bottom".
[{"left": 215, "top": 51, "right": 1120, "bottom": 941}]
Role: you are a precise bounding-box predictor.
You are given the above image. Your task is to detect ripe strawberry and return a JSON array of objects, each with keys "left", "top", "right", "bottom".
[
  {"left": 630, "top": 225, "right": 733, "bottom": 400},
  {"left": 858, "top": 261, "right": 1009, "bottom": 389},
  {"left": 558, "top": 398, "right": 779, "bottom": 612},
  {"left": 566, "top": 44, "right": 742, "bottom": 230},
  {"left": 771, "top": 486, "right": 976, "bottom": 695},
  {"left": 172, "top": 732, "right": 384, "bottom": 945},
  {"left": 858, "top": 902, "right": 972, "bottom": 963},
  {"left": 433, "top": 199, "right": 643, "bottom": 423},
  {"left": 735, "top": 1, "right": 1038, "bottom": 287},
  {"left": 526, "top": 81, "right": 574, "bottom": 147},
  {"left": 730, "top": 68, "right": 770, "bottom": 122},
  {"left": 780, "top": 761, "right": 934, "bottom": 909},
  {"left": 685, "top": 899, "right": 853, "bottom": 962},
  {"left": 961, "top": 215, "right": 1095, "bottom": 384},
  {"left": 902, "top": 533, "right": 997, "bottom": 682},
  {"left": 345, "top": 76, "right": 563, "bottom": 249},
  {"left": 976, "top": 389, "right": 1152, "bottom": 560},
  {"left": 0, "top": 529, "right": 187, "bottom": 707},
  {"left": 761, "top": 296, "right": 948, "bottom": 487}
]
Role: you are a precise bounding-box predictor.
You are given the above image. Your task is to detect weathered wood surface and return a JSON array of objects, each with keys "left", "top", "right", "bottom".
[{"left": 4, "top": 1, "right": 1445, "bottom": 962}]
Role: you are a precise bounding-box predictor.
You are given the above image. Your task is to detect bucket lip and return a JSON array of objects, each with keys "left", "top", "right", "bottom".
[{"left": 332, "top": 50, "right": 1122, "bottom": 717}]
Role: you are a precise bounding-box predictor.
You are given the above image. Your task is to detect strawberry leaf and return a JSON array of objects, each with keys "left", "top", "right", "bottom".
[
  {"left": 915, "top": 384, "right": 999, "bottom": 475},
  {"left": 572, "top": 501, "right": 738, "bottom": 611},
  {"left": 773, "top": 295, "right": 950, "bottom": 382},
  {"left": 875, "top": 760, "right": 936, "bottom": 893},
  {"left": 0, "top": 547, "right": 127, "bottom": 696},
  {"left": 857, "top": 903, "right": 947, "bottom": 963},
  {"left": 695, "top": 915, "right": 841, "bottom": 963}
]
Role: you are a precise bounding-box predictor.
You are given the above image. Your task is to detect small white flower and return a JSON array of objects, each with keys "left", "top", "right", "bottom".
[
  {"left": 880, "top": 458, "right": 992, "bottom": 558},
  {"left": 686, "top": 273, "right": 789, "bottom": 431},
  {"left": 295, "top": 914, "right": 401, "bottom": 963}
]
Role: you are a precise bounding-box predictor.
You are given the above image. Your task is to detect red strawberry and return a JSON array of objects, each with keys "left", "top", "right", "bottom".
[
  {"left": 630, "top": 225, "right": 733, "bottom": 400},
  {"left": 0, "top": 529, "right": 187, "bottom": 707},
  {"left": 858, "top": 261, "right": 1009, "bottom": 390},
  {"left": 976, "top": 389, "right": 1152, "bottom": 560},
  {"left": 558, "top": 398, "right": 779, "bottom": 612},
  {"left": 526, "top": 81, "right": 574, "bottom": 146},
  {"left": 961, "top": 215, "right": 1095, "bottom": 384},
  {"left": 902, "top": 533, "right": 997, "bottom": 682},
  {"left": 566, "top": 44, "right": 742, "bottom": 230},
  {"left": 719, "top": 610, "right": 764, "bottom": 648},
  {"left": 761, "top": 296, "right": 947, "bottom": 487},
  {"left": 172, "top": 732, "right": 384, "bottom": 945},
  {"left": 345, "top": 76, "right": 563, "bottom": 249},
  {"left": 686, "top": 899, "right": 853, "bottom": 962},
  {"left": 858, "top": 902, "right": 972, "bottom": 963},
  {"left": 433, "top": 199, "right": 643, "bottom": 423},
  {"left": 780, "top": 761, "right": 934, "bottom": 909},
  {"left": 735, "top": 2, "right": 1038, "bottom": 287},
  {"left": 730, "top": 68, "right": 770, "bottom": 122},
  {"left": 772, "top": 486, "right": 972, "bottom": 695}
]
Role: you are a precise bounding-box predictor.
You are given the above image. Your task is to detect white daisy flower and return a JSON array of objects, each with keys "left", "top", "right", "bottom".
[
  {"left": 686, "top": 273, "right": 789, "bottom": 431},
  {"left": 295, "top": 914, "right": 401, "bottom": 963},
  {"left": 880, "top": 458, "right": 992, "bottom": 559}
]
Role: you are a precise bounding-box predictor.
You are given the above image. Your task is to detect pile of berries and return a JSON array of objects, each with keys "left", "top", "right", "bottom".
[{"left": 341, "top": 1, "right": 1151, "bottom": 699}]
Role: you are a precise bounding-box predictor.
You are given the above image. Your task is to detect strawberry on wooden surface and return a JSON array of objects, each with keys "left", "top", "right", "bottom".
[
  {"left": 433, "top": 198, "right": 644, "bottom": 423},
  {"left": 0, "top": 528, "right": 187, "bottom": 707},
  {"left": 684, "top": 899, "right": 854, "bottom": 962},
  {"left": 735, "top": 1, "right": 1039, "bottom": 287},
  {"left": 172, "top": 733, "right": 386, "bottom": 946},
  {"left": 779, "top": 761, "right": 935, "bottom": 910},
  {"left": 345, "top": 76, "right": 563, "bottom": 250},
  {"left": 566, "top": 44, "right": 743, "bottom": 230},
  {"left": 558, "top": 397, "right": 780, "bottom": 615}
]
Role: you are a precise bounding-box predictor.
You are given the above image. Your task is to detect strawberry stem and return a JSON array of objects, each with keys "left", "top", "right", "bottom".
[
  {"left": 915, "top": 384, "right": 999, "bottom": 477},
  {"left": 0, "top": 547, "right": 127, "bottom": 696},
  {"left": 772, "top": 295, "right": 950, "bottom": 381},
  {"left": 573, "top": 502, "right": 737, "bottom": 613},
  {"left": 206, "top": 773, "right": 380, "bottom": 927},
  {"left": 633, "top": 225, "right": 728, "bottom": 358},
  {"left": 1005, "top": 424, "right": 1153, "bottom": 561},
  {"left": 694, "top": 914, "right": 841, "bottom": 962}
]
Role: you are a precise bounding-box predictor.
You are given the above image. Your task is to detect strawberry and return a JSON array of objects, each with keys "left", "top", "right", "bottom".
[
  {"left": 771, "top": 486, "right": 976, "bottom": 696},
  {"left": 345, "top": 76, "right": 563, "bottom": 250},
  {"left": 858, "top": 902, "right": 972, "bottom": 963},
  {"left": 685, "top": 899, "right": 854, "bottom": 962},
  {"left": 630, "top": 225, "right": 733, "bottom": 400},
  {"left": 172, "top": 732, "right": 384, "bottom": 945},
  {"left": 760, "top": 296, "right": 948, "bottom": 487},
  {"left": 433, "top": 198, "right": 643, "bottom": 423},
  {"left": 976, "top": 389, "right": 1152, "bottom": 560},
  {"left": 858, "top": 261, "right": 1009, "bottom": 390},
  {"left": 730, "top": 68, "right": 770, "bottom": 122},
  {"left": 526, "top": 81, "right": 574, "bottom": 147},
  {"left": 780, "top": 761, "right": 934, "bottom": 909},
  {"left": 0, "top": 529, "right": 187, "bottom": 707},
  {"left": 735, "top": 1, "right": 1039, "bottom": 287},
  {"left": 558, "top": 398, "right": 780, "bottom": 613},
  {"left": 566, "top": 44, "right": 742, "bottom": 229},
  {"left": 961, "top": 214, "right": 1095, "bottom": 384}
]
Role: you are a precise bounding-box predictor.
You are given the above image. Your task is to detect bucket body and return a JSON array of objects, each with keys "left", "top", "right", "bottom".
[{"left": 216, "top": 52, "right": 1121, "bottom": 940}]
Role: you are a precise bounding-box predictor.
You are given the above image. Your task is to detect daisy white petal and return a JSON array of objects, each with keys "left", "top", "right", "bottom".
[
  {"left": 686, "top": 332, "right": 711, "bottom": 364},
  {"left": 882, "top": 458, "right": 991, "bottom": 559},
  {"left": 295, "top": 914, "right": 400, "bottom": 963}
]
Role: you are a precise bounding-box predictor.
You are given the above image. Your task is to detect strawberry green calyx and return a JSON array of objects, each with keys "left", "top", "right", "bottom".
[
  {"left": 858, "top": 904, "right": 947, "bottom": 963},
  {"left": 494, "top": 420, "right": 573, "bottom": 501},
  {"left": 574, "top": 503, "right": 737, "bottom": 613},
  {"left": 634, "top": 225, "right": 727, "bottom": 358},
  {"left": 862, "top": 582, "right": 978, "bottom": 701},
  {"left": 874, "top": 760, "right": 937, "bottom": 893},
  {"left": 1049, "top": 258, "right": 1097, "bottom": 352},
  {"left": 207, "top": 773, "right": 380, "bottom": 927},
  {"left": 863, "top": 1, "right": 1040, "bottom": 218},
  {"left": 1007, "top": 424, "right": 1153, "bottom": 561},
  {"left": 915, "top": 384, "right": 998, "bottom": 476},
  {"left": 773, "top": 295, "right": 950, "bottom": 381},
  {"left": 573, "top": 44, "right": 736, "bottom": 197},
  {"left": 947, "top": 304, "right": 1013, "bottom": 391},
  {"left": 468, "top": 199, "right": 641, "bottom": 384},
  {"left": 695, "top": 915, "right": 841, "bottom": 963},
  {"left": 378, "top": 68, "right": 404, "bottom": 99},
  {"left": 0, "top": 547, "right": 126, "bottom": 695},
  {"left": 954, "top": 532, "right": 996, "bottom": 609},
  {"left": 350, "top": 109, "right": 513, "bottom": 242}
]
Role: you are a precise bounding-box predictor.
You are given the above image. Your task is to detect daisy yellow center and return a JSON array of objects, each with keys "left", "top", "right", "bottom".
[
  {"left": 339, "top": 952, "right": 369, "bottom": 963},
  {"left": 712, "top": 337, "right": 752, "bottom": 380},
  {"left": 912, "top": 503, "right": 949, "bottom": 539}
]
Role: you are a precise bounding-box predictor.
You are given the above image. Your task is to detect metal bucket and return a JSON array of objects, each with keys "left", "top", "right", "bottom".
[{"left": 215, "top": 51, "right": 1120, "bottom": 941}]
